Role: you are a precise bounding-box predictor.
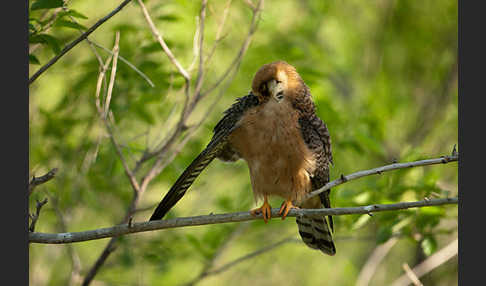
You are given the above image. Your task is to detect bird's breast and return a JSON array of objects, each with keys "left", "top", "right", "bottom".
[{"left": 228, "top": 99, "right": 316, "bottom": 202}]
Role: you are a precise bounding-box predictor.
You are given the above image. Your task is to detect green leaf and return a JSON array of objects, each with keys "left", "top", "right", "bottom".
[
  {"left": 157, "top": 14, "right": 180, "bottom": 22},
  {"left": 54, "top": 19, "right": 87, "bottom": 30},
  {"left": 29, "top": 34, "right": 61, "bottom": 54},
  {"left": 29, "top": 54, "right": 41, "bottom": 65},
  {"left": 66, "top": 9, "right": 88, "bottom": 19},
  {"left": 421, "top": 236, "right": 437, "bottom": 256},
  {"left": 29, "top": 23, "right": 37, "bottom": 33},
  {"left": 31, "top": 0, "right": 64, "bottom": 10}
]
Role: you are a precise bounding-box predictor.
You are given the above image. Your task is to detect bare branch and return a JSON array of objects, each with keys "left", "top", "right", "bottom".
[
  {"left": 306, "top": 154, "right": 458, "bottom": 200},
  {"left": 201, "top": 0, "right": 264, "bottom": 98},
  {"left": 104, "top": 32, "right": 120, "bottom": 118},
  {"left": 29, "top": 168, "right": 58, "bottom": 196},
  {"left": 136, "top": 0, "right": 190, "bottom": 81},
  {"left": 401, "top": 263, "right": 424, "bottom": 286},
  {"left": 96, "top": 32, "right": 141, "bottom": 194},
  {"left": 29, "top": 197, "right": 457, "bottom": 244},
  {"left": 391, "top": 239, "right": 458, "bottom": 286},
  {"left": 29, "top": 198, "right": 49, "bottom": 232},
  {"left": 59, "top": 8, "right": 155, "bottom": 87},
  {"left": 204, "top": 235, "right": 294, "bottom": 278},
  {"left": 184, "top": 223, "right": 250, "bottom": 286},
  {"left": 133, "top": 0, "right": 263, "bottom": 170},
  {"left": 91, "top": 40, "right": 155, "bottom": 87},
  {"left": 81, "top": 238, "right": 118, "bottom": 286},
  {"left": 81, "top": 34, "right": 142, "bottom": 286},
  {"left": 356, "top": 237, "right": 399, "bottom": 286},
  {"left": 191, "top": 0, "right": 208, "bottom": 106},
  {"left": 204, "top": 0, "right": 232, "bottom": 65},
  {"left": 44, "top": 191, "right": 83, "bottom": 286},
  {"left": 29, "top": 0, "right": 133, "bottom": 85}
]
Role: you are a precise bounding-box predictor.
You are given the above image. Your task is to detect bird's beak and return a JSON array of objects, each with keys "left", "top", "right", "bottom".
[{"left": 268, "top": 79, "right": 284, "bottom": 102}]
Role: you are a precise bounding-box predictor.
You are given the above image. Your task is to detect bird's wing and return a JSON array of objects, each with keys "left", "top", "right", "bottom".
[
  {"left": 296, "top": 108, "right": 336, "bottom": 255},
  {"left": 298, "top": 111, "right": 333, "bottom": 226},
  {"left": 149, "top": 93, "right": 259, "bottom": 221}
]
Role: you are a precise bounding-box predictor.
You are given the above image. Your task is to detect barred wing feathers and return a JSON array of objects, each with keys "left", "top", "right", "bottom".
[{"left": 149, "top": 93, "right": 259, "bottom": 221}]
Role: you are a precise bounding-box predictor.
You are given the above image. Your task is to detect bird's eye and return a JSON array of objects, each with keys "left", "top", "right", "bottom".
[{"left": 276, "top": 80, "right": 282, "bottom": 84}]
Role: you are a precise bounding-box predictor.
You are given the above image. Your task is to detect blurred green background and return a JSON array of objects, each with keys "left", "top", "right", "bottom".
[{"left": 29, "top": 0, "right": 458, "bottom": 285}]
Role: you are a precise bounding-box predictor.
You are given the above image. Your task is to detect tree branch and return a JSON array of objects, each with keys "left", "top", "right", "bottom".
[
  {"left": 29, "top": 198, "right": 49, "bottom": 232},
  {"left": 401, "top": 263, "right": 423, "bottom": 286},
  {"left": 390, "top": 239, "right": 458, "bottom": 286},
  {"left": 203, "top": 235, "right": 294, "bottom": 278},
  {"left": 356, "top": 237, "right": 399, "bottom": 286},
  {"left": 29, "top": 197, "right": 457, "bottom": 244},
  {"left": 200, "top": 0, "right": 264, "bottom": 99},
  {"left": 136, "top": 0, "right": 190, "bottom": 82},
  {"left": 306, "top": 154, "right": 458, "bottom": 200},
  {"left": 29, "top": 168, "right": 58, "bottom": 196},
  {"left": 29, "top": 0, "right": 133, "bottom": 85},
  {"left": 82, "top": 31, "right": 140, "bottom": 286}
]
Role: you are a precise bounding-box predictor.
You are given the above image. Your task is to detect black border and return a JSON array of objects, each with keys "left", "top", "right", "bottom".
[
  {"left": 458, "top": 0, "right": 483, "bottom": 285},
  {"left": 5, "top": 0, "right": 28, "bottom": 285}
]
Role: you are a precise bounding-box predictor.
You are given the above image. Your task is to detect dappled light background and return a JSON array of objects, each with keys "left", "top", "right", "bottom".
[{"left": 29, "top": 0, "right": 457, "bottom": 285}]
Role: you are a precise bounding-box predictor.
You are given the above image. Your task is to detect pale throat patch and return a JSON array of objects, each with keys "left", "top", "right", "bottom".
[{"left": 268, "top": 70, "right": 288, "bottom": 103}]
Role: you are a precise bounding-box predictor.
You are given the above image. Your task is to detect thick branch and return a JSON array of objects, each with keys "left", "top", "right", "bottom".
[
  {"left": 29, "top": 0, "right": 133, "bottom": 85},
  {"left": 29, "top": 197, "right": 457, "bottom": 244}
]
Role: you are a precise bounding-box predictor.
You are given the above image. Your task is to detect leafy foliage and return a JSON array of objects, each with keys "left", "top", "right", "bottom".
[{"left": 29, "top": 0, "right": 458, "bottom": 285}]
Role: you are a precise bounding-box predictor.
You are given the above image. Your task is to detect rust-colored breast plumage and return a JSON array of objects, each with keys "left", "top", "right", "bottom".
[{"left": 228, "top": 98, "right": 316, "bottom": 204}]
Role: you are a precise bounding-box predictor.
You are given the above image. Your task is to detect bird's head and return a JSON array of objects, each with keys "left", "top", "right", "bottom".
[{"left": 251, "top": 61, "right": 306, "bottom": 103}]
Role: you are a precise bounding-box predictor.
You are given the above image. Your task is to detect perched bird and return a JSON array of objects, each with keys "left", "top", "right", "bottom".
[{"left": 150, "top": 61, "right": 336, "bottom": 255}]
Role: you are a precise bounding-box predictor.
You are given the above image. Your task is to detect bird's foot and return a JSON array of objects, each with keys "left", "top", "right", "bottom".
[
  {"left": 250, "top": 199, "right": 272, "bottom": 223},
  {"left": 278, "top": 200, "right": 298, "bottom": 220}
]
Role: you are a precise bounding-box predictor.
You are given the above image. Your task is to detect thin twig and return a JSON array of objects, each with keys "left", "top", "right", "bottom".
[
  {"left": 90, "top": 40, "right": 155, "bottom": 87},
  {"left": 190, "top": 0, "right": 208, "bottom": 110},
  {"left": 204, "top": 0, "right": 232, "bottom": 65},
  {"left": 44, "top": 190, "right": 83, "bottom": 286},
  {"left": 401, "top": 263, "right": 424, "bottom": 286},
  {"left": 306, "top": 154, "right": 458, "bottom": 200},
  {"left": 29, "top": 0, "right": 133, "bottom": 85},
  {"left": 97, "top": 32, "right": 141, "bottom": 194},
  {"left": 81, "top": 33, "right": 140, "bottom": 286},
  {"left": 204, "top": 235, "right": 294, "bottom": 278},
  {"left": 29, "top": 198, "right": 49, "bottom": 232},
  {"left": 29, "top": 197, "right": 457, "bottom": 244},
  {"left": 60, "top": 8, "right": 155, "bottom": 87},
  {"left": 61, "top": 7, "right": 105, "bottom": 67},
  {"left": 133, "top": 0, "right": 263, "bottom": 169},
  {"left": 104, "top": 32, "right": 120, "bottom": 118},
  {"left": 201, "top": 0, "right": 263, "bottom": 98},
  {"left": 390, "top": 239, "right": 458, "bottom": 286},
  {"left": 136, "top": 0, "right": 190, "bottom": 81},
  {"left": 356, "top": 237, "right": 399, "bottom": 286},
  {"left": 29, "top": 168, "right": 58, "bottom": 196},
  {"left": 184, "top": 223, "right": 250, "bottom": 286},
  {"left": 134, "top": 0, "right": 195, "bottom": 174}
]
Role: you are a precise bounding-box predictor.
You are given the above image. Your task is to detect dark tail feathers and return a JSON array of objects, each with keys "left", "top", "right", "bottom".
[{"left": 296, "top": 215, "right": 336, "bottom": 255}]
